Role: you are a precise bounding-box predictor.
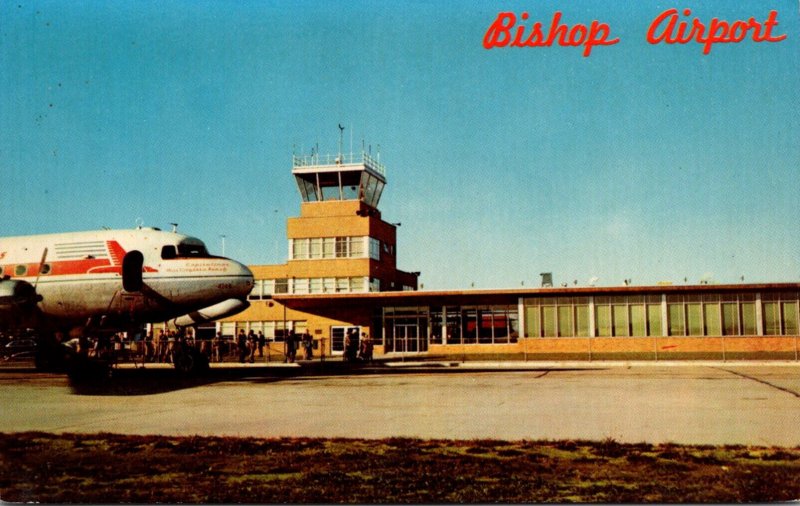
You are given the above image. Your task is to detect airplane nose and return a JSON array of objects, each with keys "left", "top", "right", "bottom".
[{"left": 231, "top": 261, "right": 254, "bottom": 298}]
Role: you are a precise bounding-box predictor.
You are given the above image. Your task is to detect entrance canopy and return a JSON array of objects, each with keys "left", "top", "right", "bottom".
[{"left": 272, "top": 283, "right": 795, "bottom": 312}]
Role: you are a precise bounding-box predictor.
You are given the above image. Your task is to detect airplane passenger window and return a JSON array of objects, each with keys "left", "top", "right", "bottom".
[
  {"left": 15, "top": 265, "right": 28, "bottom": 276},
  {"left": 161, "top": 245, "right": 177, "bottom": 260},
  {"left": 40, "top": 264, "right": 51, "bottom": 275}
]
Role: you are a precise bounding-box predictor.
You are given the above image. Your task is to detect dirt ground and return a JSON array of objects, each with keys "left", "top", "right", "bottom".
[{"left": 1, "top": 432, "right": 799, "bottom": 503}]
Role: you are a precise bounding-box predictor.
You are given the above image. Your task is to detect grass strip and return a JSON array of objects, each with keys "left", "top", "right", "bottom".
[{"left": 1, "top": 432, "right": 799, "bottom": 503}]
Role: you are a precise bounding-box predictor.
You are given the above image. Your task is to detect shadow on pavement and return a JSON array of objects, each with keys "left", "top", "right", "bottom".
[{"left": 1, "top": 358, "right": 607, "bottom": 396}]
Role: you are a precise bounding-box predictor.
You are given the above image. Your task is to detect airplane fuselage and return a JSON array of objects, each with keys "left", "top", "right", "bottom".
[{"left": 0, "top": 228, "right": 254, "bottom": 329}]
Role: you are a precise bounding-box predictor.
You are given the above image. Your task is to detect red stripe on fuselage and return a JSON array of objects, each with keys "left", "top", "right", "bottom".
[
  {"left": 106, "top": 240, "right": 126, "bottom": 266},
  {"left": 2, "top": 242, "right": 159, "bottom": 277}
]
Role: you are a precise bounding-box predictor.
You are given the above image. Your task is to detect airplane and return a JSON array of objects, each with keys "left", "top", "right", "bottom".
[{"left": 0, "top": 226, "right": 254, "bottom": 376}]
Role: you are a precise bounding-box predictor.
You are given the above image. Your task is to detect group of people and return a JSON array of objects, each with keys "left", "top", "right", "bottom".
[
  {"left": 44, "top": 327, "right": 374, "bottom": 365},
  {"left": 139, "top": 329, "right": 196, "bottom": 364},
  {"left": 343, "top": 329, "right": 373, "bottom": 363},
  {"left": 234, "top": 329, "right": 268, "bottom": 363},
  {"left": 283, "top": 330, "right": 314, "bottom": 363}
]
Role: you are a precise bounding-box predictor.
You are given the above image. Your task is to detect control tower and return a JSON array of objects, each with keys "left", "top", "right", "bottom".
[{"left": 286, "top": 146, "right": 418, "bottom": 292}]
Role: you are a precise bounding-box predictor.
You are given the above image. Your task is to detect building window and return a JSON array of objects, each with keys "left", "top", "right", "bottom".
[
  {"left": 741, "top": 301, "right": 757, "bottom": 335},
  {"left": 704, "top": 300, "right": 721, "bottom": 336},
  {"left": 335, "top": 237, "right": 348, "bottom": 258},
  {"left": 291, "top": 239, "right": 309, "bottom": 260},
  {"left": 595, "top": 304, "right": 611, "bottom": 337},
  {"left": 762, "top": 292, "right": 800, "bottom": 336},
  {"left": 783, "top": 301, "right": 799, "bottom": 335},
  {"left": 369, "top": 238, "right": 380, "bottom": 260},
  {"left": 310, "top": 238, "right": 322, "bottom": 259},
  {"left": 557, "top": 306, "right": 572, "bottom": 337},
  {"left": 219, "top": 322, "right": 236, "bottom": 338},
  {"left": 686, "top": 302, "right": 703, "bottom": 336},
  {"left": 323, "top": 237, "right": 335, "bottom": 258},
  {"left": 290, "top": 236, "right": 371, "bottom": 260},
  {"left": 721, "top": 302, "right": 738, "bottom": 335},
  {"left": 293, "top": 278, "right": 309, "bottom": 294},
  {"left": 526, "top": 297, "right": 591, "bottom": 338},
  {"left": 630, "top": 304, "right": 646, "bottom": 336},
  {"left": 350, "top": 237, "right": 365, "bottom": 257},
  {"left": 248, "top": 280, "right": 263, "bottom": 300},
  {"left": 647, "top": 304, "right": 662, "bottom": 336},
  {"left": 252, "top": 276, "right": 371, "bottom": 295},
  {"left": 274, "top": 279, "right": 289, "bottom": 294},
  {"left": 414, "top": 305, "right": 517, "bottom": 345},
  {"left": 233, "top": 320, "right": 307, "bottom": 342},
  {"left": 350, "top": 277, "right": 366, "bottom": 293},
  {"left": 667, "top": 303, "right": 685, "bottom": 336}
]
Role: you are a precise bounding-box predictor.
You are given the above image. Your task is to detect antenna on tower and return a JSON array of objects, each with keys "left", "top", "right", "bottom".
[{"left": 337, "top": 124, "right": 345, "bottom": 162}]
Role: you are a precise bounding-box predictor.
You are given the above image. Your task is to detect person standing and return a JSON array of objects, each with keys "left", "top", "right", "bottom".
[
  {"left": 361, "top": 333, "right": 373, "bottom": 363},
  {"left": 212, "top": 332, "right": 223, "bottom": 363},
  {"left": 303, "top": 332, "right": 313, "bottom": 360},
  {"left": 144, "top": 331, "right": 154, "bottom": 363},
  {"left": 257, "top": 331, "right": 266, "bottom": 358},
  {"left": 166, "top": 330, "right": 176, "bottom": 364},
  {"left": 285, "top": 330, "right": 296, "bottom": 363},
  {"left": 155, "top": 330, "right": 165, "bottom": 363},
  {"left": 343, "top": 329, "right": 354, "bottom": 363},
  {"left": 237, "top": 329, "right": 247, "bottom": 363},
  {"left": 247, "top": 330, "right": 257, "bottom": 363}
]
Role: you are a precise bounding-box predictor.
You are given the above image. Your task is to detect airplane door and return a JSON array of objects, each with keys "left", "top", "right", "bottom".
[{"left": 122, "top": 251, "right": 144, "bottom": 292}]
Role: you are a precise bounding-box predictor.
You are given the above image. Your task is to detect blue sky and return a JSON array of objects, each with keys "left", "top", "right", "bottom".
[{"left": 2, "top": 0, "right": 799, "bottom": 289}]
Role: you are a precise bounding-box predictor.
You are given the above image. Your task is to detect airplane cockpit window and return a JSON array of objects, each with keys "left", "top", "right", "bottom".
[
  {"left": 161, "top": 242, "right": 211, "bottom": 259},
  {"left": 176, "top": 242, "right": 211, "bottom": 258}
]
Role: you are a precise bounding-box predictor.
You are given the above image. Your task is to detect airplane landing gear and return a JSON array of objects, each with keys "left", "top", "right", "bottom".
[
  {"left": 34, "top": 334, "right": 68, "bottom": 372},
  {"left": 65, "top": 353, "right": 112, "bottom": 382},
  {"left": 173, "top": 345, "right": 209, "bottom": 375}
]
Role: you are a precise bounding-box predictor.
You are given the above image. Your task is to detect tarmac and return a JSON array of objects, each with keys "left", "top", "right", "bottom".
[{"left": 1, "top": 358, "right": 799, "bottom": 446}]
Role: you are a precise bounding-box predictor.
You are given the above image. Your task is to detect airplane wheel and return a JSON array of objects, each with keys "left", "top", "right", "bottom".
[
  {"left": 174, "top": 348, "right": 209, "bottom": 375},
  {"left": 65, "top": 354, "right": 111, "bottom": 382},
  {"left": 34, "top": 345, "right": 67, "bottom": 372},
  {"left": 34, "top": 352, "right": 55, "bottom": 372}
]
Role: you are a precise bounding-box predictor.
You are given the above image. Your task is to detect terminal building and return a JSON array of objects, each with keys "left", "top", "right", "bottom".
[{"left": 222, "top": 146, "right": 800, "bottom": 361}]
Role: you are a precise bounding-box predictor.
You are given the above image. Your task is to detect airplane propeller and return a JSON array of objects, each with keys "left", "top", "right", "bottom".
[{"left": 33, "top": 247, "right": 48, "bottom": 290}]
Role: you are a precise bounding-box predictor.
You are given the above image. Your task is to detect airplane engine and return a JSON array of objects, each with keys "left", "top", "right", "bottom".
[
  {"left": 0, "top": 278, "right": 41, "bottom": 323},
  {"left": 170, "top": 298, "right": 250, "bottom": 328}
]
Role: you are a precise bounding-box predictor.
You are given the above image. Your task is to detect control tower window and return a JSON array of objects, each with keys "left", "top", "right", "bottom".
[
  {"left": 318, "top": 172, "right": 341, "bottom": 201},
  {"left": 293, "top": 151, "right": 386, "bottom": 206}
]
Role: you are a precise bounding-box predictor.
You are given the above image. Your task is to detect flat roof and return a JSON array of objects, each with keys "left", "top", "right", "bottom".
[{"left": 272, "top": 282, "right": 800, "bottom": 310}]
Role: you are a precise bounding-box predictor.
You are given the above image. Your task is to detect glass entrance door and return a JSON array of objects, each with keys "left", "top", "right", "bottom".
[
  {"left": 394, "top": 324, "right": 424, "bottom": 353},
  {"left": 331, "top": 326, "right": 360, "bottom": 355}
]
